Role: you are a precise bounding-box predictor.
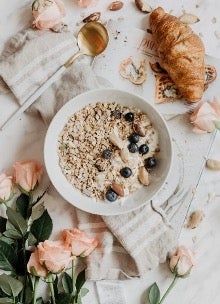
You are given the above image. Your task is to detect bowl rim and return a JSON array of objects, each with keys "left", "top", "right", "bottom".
[{"left": 44, "top": 88, "right": 173, "bottom": 215}]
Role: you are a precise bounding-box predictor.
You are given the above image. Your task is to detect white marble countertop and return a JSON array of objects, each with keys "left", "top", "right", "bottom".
[{"left": 0, "top": 1, "right": 220, "bottom": 303}]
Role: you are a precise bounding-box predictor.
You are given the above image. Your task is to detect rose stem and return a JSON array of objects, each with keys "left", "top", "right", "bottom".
[
  {"left": 48, "top": 273, "right": 56, "bottom": 304},
  {"left": 159, "top": 275, "right": 178, "bottom": 304},
  {"left": 33, "top": 277, "right": 39, "bottom": 304},
  {"left": 72, "top": 258, "right": 77, "bottom": 303}
]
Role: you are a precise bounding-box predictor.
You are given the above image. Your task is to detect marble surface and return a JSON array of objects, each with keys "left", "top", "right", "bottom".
[{"left": 0, "top": 1, "right": 220, "bottom": 303}]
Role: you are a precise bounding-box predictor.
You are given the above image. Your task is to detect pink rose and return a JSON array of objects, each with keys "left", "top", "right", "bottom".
[
  {"left": 190, "top": 98, "right": 220, "bottom": 133},
  {"left": 13, "top": 160, "right": 43, "bottom": 192},
  {"left": 62, "top": 229, "right": 98, "bottom": 257},
  {"left": 0, "top": 173, "right": 13, "bottom": 202},
  {"left": 77, "top": 0, "right": 98, "bottom": 7},
  {"left": 38, "top": 240, "right": 72, "bottom": 273},
  {"left": 32, "top": 0, "right": 66, "bottom": 30},
  {"left": 27, "top": 248, "right": 48, "bottom": 278},
  {"left": 169, "top": 245, "right": 196, "bottom": 277}
]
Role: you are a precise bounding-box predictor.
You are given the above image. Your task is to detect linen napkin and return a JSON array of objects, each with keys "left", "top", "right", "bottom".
[{"left": 0, "top": 28, "right": 176, "bottom": 279}]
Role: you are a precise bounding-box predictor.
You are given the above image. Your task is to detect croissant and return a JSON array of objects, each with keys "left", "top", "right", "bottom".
[{"left": 150, "top": 7, "right": 205, "bottom": 103}]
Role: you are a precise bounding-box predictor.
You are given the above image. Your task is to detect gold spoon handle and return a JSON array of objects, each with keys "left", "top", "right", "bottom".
[{"left": 64, "top": 50, "right": 83, "bottom": 68}]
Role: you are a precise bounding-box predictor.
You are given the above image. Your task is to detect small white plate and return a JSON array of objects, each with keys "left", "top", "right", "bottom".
[{"left": 44, "top": 89, "right": 173, "bottom": 215}]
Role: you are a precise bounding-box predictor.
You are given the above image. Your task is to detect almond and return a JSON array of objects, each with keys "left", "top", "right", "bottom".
[
  {"left": 138, "top": 166, "right": 149, "bottom": 185},
  {"left": 178, "top": 13, "right": 200, "bottom": 24},
  {"left": 83, "top": 12, "right": 101, "bottom": 23},
  {"left": 133, "top": 121, "right": 146, "bottom": 137},
  {"left": 109, "top": 127, "right": 124, "bottom": 149},
  {"left": 108, "top": 1, "right": 124, "bottom": 11},
  {"left": 120, "top": 148, "right": 130, "bottom": 163},
  {"left": 111, "top": 182, "right": 125, "bottom": 196},
  {"left": 206, "top": 158, "right": 220, "bottom": 170},
  {"left": 135, "top": 0, "right": 152, "bottom": 14}
]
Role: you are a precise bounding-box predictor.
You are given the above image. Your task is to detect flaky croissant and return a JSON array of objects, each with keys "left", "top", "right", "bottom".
[{"left": 150, "top": 7, "right": 205, "bottom": 103}]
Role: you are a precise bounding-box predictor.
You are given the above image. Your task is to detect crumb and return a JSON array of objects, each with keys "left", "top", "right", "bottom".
[
  {"left": 187, "top": 210, "right": 205, "bottom": 229},
  {"left": 211, "top": 17, "right": 217, "bottom": 23}
]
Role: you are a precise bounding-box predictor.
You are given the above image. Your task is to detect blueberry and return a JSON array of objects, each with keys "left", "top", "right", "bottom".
[
  {"left": 145, "top": 157, "right": 157, "bottom": 168},
  {"left": 139, "top": 144, "right": 149, "bottom": 155},
  {"left": 124, "top": 112, "right": 134, "bottom": 122},
  {"left": 120, "top": 167, "right": 132, "bottom": 178},
  {"left": 129, "top": 133, "right": 139, "bottom": 143},
  {"left": 128, "top": 143, "right": 138, "bottom": 153},
  {"left": 105, "top": 189, "right": 118, "bottom": 202},
  {"left": 102, "top": 149, "right": 112, "bottom": 159}
]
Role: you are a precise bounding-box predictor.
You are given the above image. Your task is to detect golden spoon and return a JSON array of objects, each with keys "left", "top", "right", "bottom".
[{"left": 1, "top": 21, "right": 109, "bottom": 130}]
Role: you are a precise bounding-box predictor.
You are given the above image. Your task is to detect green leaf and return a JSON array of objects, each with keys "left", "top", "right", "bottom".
[
  {"left": 0, "top": 240, "right": 17, "bottom": 271},
  {"left": 0, "top": 274, "right": 23, "bottom": 297},
  {"left": 0, "top": 298, "right": 14, "bottom": 304},
  {"left": 28, "top": 232, "right": 38, "bottom": 246},
  {"left": 30, "top": 210, "right": 53, "bottom": 244},
  {"left": 56, "top": 293, "right": 71, "bottom": 304},
  {"left": 6, "top": 207, "right": 27, "bottom": 236},
  {"left": 214, "top": 120, "right": 220, "bottom": 130},
  {"left": 4, "top": 221, "right": 22, "bottom": 239},
  {"left": 36, "top": 298, "right": 44, "bottom": 304},
  {"left": 76, "top": 295, "right": 82, "bottom": 304},
  {"left": 80, "top": 287, "right": 89, "bottom": 297},
  {"left": 0, "top": 235, "right": 15, "bottom": 246},
  {"left": 62, "top": 272, "right": 73, "bottom": 294},
  {"left": 16, "top": 193, "right": 30, "bottom": 219},
  {"left": 75, "top": 269, "right": 86, "bottom": 298},
  {"left": 0, "top": 216, "right": 7, "bottom": 233},
  {"left": 148, "top": 282, "right": 160, "bottom": 304}
]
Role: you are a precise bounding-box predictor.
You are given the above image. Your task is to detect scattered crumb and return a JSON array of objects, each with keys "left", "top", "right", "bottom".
[
  {"left": 214, "top": 30, "right": 220, "bottom": 39},
  {"left": 199, "top": 32, "right": 204, "bottom": 38},
  {"left": 212, "top": 17, "right": 217, "bottom": 24},
  {"left": 195, "top": 4, "right": 200, "bottom": 8},
  {"left": 187, "top": 210, "right": 205, "bottom": 229},
  {"left": 192, "top": 236, "right": 197, "bottom": 243}
]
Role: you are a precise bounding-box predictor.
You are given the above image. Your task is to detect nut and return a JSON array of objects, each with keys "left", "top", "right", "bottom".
[
  {"left": 109, "top": 127, "right": 124, "bottom": 149},
  {"left": 178, "top": 13, "right": 200, "bottom": 24},
  {"left": 187, "top": 210, "right": 204, "bottom": 229},
  {"left": 149, "top": 62, "right": 167, "bottom": 74},
  {"left": 111, "top": 182, "right": 125, "bottom": 196},
  {"left": 108, "top": 1, "right": 124, "bottom": 11},
  {"left": 133, "top": 121, "right": 146, "bottom": 137},
  {"left": 138, "top": 166, "right": 149, "bottom": 185},
  {"left": 206, "top": 158, "right": 220, "bottom": 170},
  {"left": 120, "top": 148, "right": 130, "bottom": 163},
  {"left": 83, "top": 12, "right": 101, "bottom": 23},
  {"left": 135, "top": 0, "right": 152, "bottom": 14}
]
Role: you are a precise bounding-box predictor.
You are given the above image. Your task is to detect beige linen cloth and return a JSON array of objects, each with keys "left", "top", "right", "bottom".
[{"left": 0, "top": 28, "right": 176, "bottom": 280}]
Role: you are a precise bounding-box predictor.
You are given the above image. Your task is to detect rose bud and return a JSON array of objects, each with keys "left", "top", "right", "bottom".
[
  {"left": 0, "top": 173, "right": 13, "bottom": 203},
  {"left": 169, "top": 245, "right": 196, "bottom": 277},
  {"left": 13, "top": 160, "right": 43, "bottom": 193},
  {"left": 62, "top": 229, "right": 98, "bottom": 257},
  {"left": 32, "top": 0, "right": 66, "bottom": 30}
]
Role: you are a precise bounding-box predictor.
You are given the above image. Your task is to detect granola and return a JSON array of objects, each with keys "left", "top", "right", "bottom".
[{"left": 58, "top": 102, "right": 159, "bottom": 202}]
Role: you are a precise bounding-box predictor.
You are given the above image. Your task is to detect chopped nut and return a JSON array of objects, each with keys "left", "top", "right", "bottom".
[
  {"left": 138, "top": 166, "right": 149, "bottom": 185},
  {"left": 109, "top": 127, "right": 124, "bottom": 149},
  {"left": 133, "top": 121, "right": 146, "bottom": 137},
  {"left": 135, "top": 0, "right": 152, "bottom": 13},
  {"left": 120, "top": 148, "right": 130, "bottom": 163},
  {"left": 178, "top": 13, "right": 200, "bottom": 24},
  {"left": 83, "top": 12, "right": 101, "bottom": 23},
  {"left": 111, "top": 182, "right": 125, "bottom": 196},
  {"left": 149, "top": 62, "right": 167, "bottom": 74},
  {"left": 187, "top": 210, "right": 204, "bottom": 229},
  {"left": 108, "top": 1, "right": 124, "bottom": 11},
  {"left": 206, "top": 158, "right": 220, "bottom": 170}
]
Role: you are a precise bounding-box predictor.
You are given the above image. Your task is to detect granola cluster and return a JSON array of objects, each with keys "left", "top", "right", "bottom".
[{"left": 58, "top": 102, "right": 159, "bottom": 201}]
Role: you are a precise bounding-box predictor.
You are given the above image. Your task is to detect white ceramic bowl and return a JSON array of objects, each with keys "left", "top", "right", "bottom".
[{"left": 44, "top": 89, "right": 173, "bottom": 215}]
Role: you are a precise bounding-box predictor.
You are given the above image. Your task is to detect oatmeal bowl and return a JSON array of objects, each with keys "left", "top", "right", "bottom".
[{"left": 44, "top": 89, "right": 173, "bottom": 215}]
